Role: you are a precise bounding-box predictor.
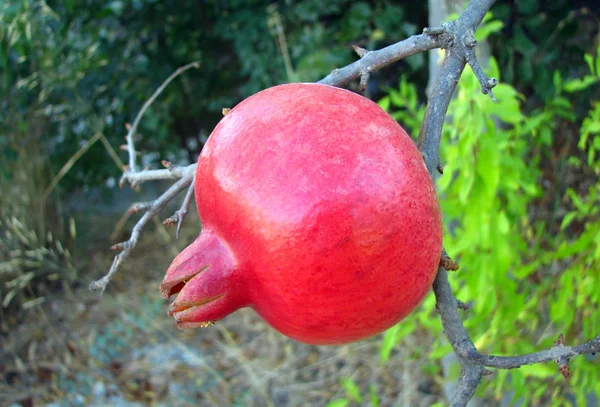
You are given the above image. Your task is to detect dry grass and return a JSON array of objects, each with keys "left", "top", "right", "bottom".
[
  {"left": 0, "top": 109, "right": 79, "bottom": 330},
  {"left": 0, "top": 223, "right": 443, "bottom": 407}
]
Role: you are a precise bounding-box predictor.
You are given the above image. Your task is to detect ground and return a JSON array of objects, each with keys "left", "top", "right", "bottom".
[{"left": 1, "top": 210, "right": 443, "bottom": 407}]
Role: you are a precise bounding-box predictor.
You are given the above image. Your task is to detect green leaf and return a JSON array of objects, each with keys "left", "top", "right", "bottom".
[
  {"left": 476, "top": 137, "right": 500, "bottom": 193},
  {"left": 475, "top": 20, "right": 504, "bottom": 41},
  {"left": 516, "top": 0, "right": 537, "bottom": 14},
  {"left": 388, "top": 89, "right": 404, "bottom": 107},
  {"left": 429, "top": 341, "right": 452, "bottom": 359},
  {"left": 521, "top": 112, "right": 549, "bottom": 136},
  {"left": 326, "top": 399, "right": 349, "bottom": 407},
  {"left": 495, "top": 370, "right": 509, "bottom": 399},
  {"left": 512, "top": 369, "right": 526, "bottom": 401},
  {"left": 514, "top": 25, "right": 537, "bottom": 55},
  {"left": 567, "top": 188, "right": 585, "bottom": 212},
  {"left": 560, "top": 212, "right": 577, "bottom": 230},
  {"left": 584, "top": 53, "right": 595, "bottom": 75},
  {"left": 523, "top": 363, "right": 556, "bottom": 379},
  {"left": 378, "top": 96, "right": 390, "bottom": 112},
  {"left": 380, "top": 324, "right": 400, "bottom": 363},
  {"left": 539, "top": 126, "right": 552, "bottom": 146},
  {"left": 340, "top": 377, "right": 362, "bottom": 403},
  {"left": 552, "top": 70, "right": 562, "bottom": 92},
  {"left": 369, "top": 385, "right": 380, "bottom": 407},
  {"left": 564, "top": 76, "right": 599, "bottom": 93}
]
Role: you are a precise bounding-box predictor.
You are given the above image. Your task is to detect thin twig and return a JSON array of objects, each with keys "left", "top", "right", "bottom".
[
  {"left": 128, "top": 202, "right": 153, "bottom": 214},
  {"left": 89, "top": 172, "right": 193, "bottom": 292},
  {"left": 118, "top": 164, "right": 196, "bottom": 187},
  {"left": 463, "top": 30, "right": 497, "bottom": 100},
  {"left": 456, "top": 299, "right": 470, "bottom": 310},
  {"left": 90, "top": 63, "right": 200, "bottom": 292},
  {"left": 163, "top": 178, "right": 195, "bottom": 239},
  {"left": 99, "top": 133, "right": 125, "bottom": 170},
  {"left": 123, "top": 61, "right": 200, "bottom": 175},
  {"left": 44, "top": 132, "right": 102, "bottom": 199}
]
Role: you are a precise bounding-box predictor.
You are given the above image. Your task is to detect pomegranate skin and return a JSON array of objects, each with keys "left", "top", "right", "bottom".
[{"left": 161, "top": 83, "right": 442, "bottom": 345}]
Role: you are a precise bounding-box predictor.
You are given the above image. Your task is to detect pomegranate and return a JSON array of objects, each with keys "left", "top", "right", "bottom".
[{"left": 160, "top": 83, "right": 442, "bottom": 345}]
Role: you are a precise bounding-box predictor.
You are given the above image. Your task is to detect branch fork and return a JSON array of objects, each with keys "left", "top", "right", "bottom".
[
  {"left": 417, "top": 2, "right": 597, "bottom": 405},
  {"left": 162, "top": 181, "right": 195, "bottom": 239},
  {"left": 423, "top": 23, "right": 456, "bottom": 49}
]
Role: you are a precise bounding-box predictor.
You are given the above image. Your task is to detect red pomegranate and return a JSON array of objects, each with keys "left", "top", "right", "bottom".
[{"left": 160, "top": 83, "right": 442, "bottom": 345}]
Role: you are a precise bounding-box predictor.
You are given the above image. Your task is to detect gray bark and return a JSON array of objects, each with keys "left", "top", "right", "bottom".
[
  {"left": 428, "top": 0, "right": 491, "bottom": 96},
  {"left": 428, "top": 0, "right": 485, "bottom": 406}
]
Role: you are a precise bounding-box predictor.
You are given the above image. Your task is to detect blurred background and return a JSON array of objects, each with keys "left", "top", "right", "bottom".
[{"left": 1, "top": 0, "right": 599, "bottom": 406}]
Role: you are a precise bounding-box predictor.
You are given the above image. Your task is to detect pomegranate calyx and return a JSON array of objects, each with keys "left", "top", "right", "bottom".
[
  {"left": 161, "top": 230, "right": 248, "bottom": 328},
  {"left": 168, "top": 293, "right": 225, "bottom": 316},
  {"left": 160, "top": 266, "right": 208, "bottom": 299}
]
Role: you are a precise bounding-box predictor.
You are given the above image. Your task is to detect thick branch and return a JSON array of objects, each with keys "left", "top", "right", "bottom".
[
  {"left": 318, "top": 34, "right": 440, "bottom": 87},
  {"left": 419, "top": 0, "right": 495, "bottom": 357},
  {"left": 418, "top": 1, "right": 598, "bottom": 405},
  {"left": 418, "top": 50, "right": 463, "bottom": 175},
  {"left": 433, "top": 268, "right": 478, "bottom": 358},
  {"left": 449, "top": 366, "right": 486, "bottom": 407},
  {"left": 470, "top": 336, "right": 600, "bottom": 369}
]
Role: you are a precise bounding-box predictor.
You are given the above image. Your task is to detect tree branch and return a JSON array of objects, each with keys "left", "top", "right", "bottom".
[
  {"left": 463, "top": 30, "right": 498, "bottom": 100},
  {"left": 89, "top": 172, "right": 194, "bottom": 292},
  {"left": 89, "top": 62, "right": 200, "bottom": 293},
  {"left": 319, "top": 34, "right": 441, "bottom": 87},
  {"left": 163, "top": 178, "right": 195, "bottom": 239},
  {"left": 417, "top": 0, "right": 598, "bottom": 405},
  {"left": 450, "top": 365, "right": 486, "bottom": 407},
  {"left": 469, "top": 335, "right": 600, "bottom": 370},
  {"left": 122, "top": 61, "right": 200, "bottom": 178},
  {"left": 118, "top": 164, "right": 196, "bottom": 188}
]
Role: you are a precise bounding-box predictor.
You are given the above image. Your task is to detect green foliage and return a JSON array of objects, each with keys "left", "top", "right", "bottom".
[
  {"left": 1, "top": 0, "right": 427, "bottom": 194},
  {"left": 378, "top": 38, "right": 600, "bottom": 405},
  {"left": 326, "top": 399, "right": 349, "bottom": 407},
  {"left": 327, "top": 376, "right": 380, "bottom": 407},
  {"left": 379, "top": 317, "right": 416, "bottom": 363},
  {"left": 340, "top": 376, "right": 362, "bottom": 404},
  {"left": 490, "top": 0, "right": 597, "bottom": 103}
]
